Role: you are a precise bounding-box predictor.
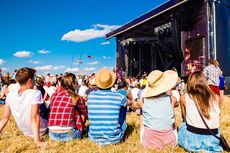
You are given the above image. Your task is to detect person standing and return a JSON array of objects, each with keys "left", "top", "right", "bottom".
[
  {"left": 0, "top": 67, "right": 47, "bottom": 147},
  {"left": 87, "top": 68, "right": 133, "bottom": 146},
  {"left": 203, "top": 59, "right": 222, "bottom": 95}
]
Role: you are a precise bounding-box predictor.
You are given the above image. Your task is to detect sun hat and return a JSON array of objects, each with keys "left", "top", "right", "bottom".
[
  {"left": 141, "top": 70, "right": 178, "bottom": 98},
  {"left": 95, "top": 68, "right": 116, "bottom": 89}
]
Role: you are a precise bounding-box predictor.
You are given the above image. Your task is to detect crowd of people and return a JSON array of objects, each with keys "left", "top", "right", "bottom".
[{"left": 0, "top": 59, "right": 228, "bottom": 152}]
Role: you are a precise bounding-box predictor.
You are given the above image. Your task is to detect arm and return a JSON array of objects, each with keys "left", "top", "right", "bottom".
[
  {"left": 76, "top": 97, "right": 88, "bottom": 119},
  {"left": 0, "top": 103, "right": 11, "bottom": 133},
  {"left": 131, "top": 98, "right": 143, "bottom": 109},
  {"left": 180, "top": 94, "right": 186, "bottom": 121},
  {"left": 31, "top": 104, "right": 46, "bottom": 147}
]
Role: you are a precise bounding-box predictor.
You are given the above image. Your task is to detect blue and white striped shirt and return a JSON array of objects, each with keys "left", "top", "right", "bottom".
[{"left": 88, "top": 90, "right": 126, "bottom": 146}]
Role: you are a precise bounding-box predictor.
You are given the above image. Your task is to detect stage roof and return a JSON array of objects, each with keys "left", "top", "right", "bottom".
[{"left": 106, "top": 0, "right": 189, "bottom": 39}]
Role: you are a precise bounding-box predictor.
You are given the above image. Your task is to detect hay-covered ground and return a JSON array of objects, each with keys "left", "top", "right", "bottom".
[{"left": 0, "top": 96, "right": 230, "bottom": 153}]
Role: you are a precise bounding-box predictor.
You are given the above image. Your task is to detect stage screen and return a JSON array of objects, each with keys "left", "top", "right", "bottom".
[{"left": 183, "top": 37, "right": 205, "bottom": 76}]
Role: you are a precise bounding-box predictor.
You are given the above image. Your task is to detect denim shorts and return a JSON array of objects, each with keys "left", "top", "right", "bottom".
[
  {"left": 0, "top": 100, "right": 5, "bottom": 105},
  {"left": 178, "top": 122, "right": 222, "bottom": 152},
  {"left": 49, "top": 128, "right": 81, "bottom": 142}
]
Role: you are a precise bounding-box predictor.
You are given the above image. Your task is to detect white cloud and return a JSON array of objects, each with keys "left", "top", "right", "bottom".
[
  {"left": 13, "top": 51, "right": 32, "bottom": 57},
  {"left": 100, "top": 41, "right": 110, "bottom": 45},
  {"left": 28, "top": 60, "right": 40, "bottom": 64},
  {"left": 65, "top": 67, "right": 95, "bottom": 74},
  {"left": 38, "top": 49, "right": 50, "bottom": 54},
  {"left": 34, "top": 65, "right": 67, "bottom": 72},
  {"left": 0, "top": 59, "right": 6, "bottom": 65},
  {"left": 53, "top": 65, "right": 66, "bottom": 70},
  {"left": 102, "top": 56, "right": 111, "bottom": 59},
  {"left": 86, "top": 61, "right": 100, "bottom": 65},
  {"left": 1, "top": 67, "right": 8, "bottom": 71},
  {"left": 104, "top": 66, "right": 115, "bottom": 71},
  {"left": 35, "top": 65, "right": 53, "bottom": 71},
  {"left": 62, "top": 24, "right": 120, "bottom": 42}
]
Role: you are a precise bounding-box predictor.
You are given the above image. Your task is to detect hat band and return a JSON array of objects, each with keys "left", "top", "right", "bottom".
[{"left": 148, "top": 74, "right": 165, "bottom": 88}]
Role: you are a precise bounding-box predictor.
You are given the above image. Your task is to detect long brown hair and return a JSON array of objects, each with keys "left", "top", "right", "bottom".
[
  {"left": 61, "top": 73, "right": 79, "bottom": 103},
  {"left": 187, "top": 71, "right": 216, "bottom": 119}
]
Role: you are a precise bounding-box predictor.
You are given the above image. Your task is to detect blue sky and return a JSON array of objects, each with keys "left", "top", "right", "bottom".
[{"left": 0, "top": 0, "right": 166, "bottom": 75}]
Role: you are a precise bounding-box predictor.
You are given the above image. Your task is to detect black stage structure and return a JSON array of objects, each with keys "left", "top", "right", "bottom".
[{"left": 106, "top": 0, "right": 230, "bottom": 78}]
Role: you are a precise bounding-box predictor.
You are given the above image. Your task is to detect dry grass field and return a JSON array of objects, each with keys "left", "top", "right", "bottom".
[{"left": 0, "top": 96, "right": 230, "bottom": 153}]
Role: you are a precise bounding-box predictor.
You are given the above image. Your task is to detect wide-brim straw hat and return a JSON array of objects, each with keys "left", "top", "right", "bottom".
[
  {"left": 95, "top": 68, "right": 116, "bottom": 89},
  {"left": 141, "top": 70, "right": 178, "bottom": 98}
]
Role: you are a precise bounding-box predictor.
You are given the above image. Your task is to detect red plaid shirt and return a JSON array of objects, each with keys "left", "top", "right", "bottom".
[{"left": 48, "top": 88, "right": 88, "bottom": 130}]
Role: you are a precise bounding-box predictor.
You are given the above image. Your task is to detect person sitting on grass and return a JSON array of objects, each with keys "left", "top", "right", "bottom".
[
  {"left": 131, "top": 70, "right": 178, "bottom": 150},
  {"left": 0, "top": 79, "right": 16, "bottom": 105},
  {"left": 87, "top": 68, "right": 133, "bottom": 146},
  {"left": 178, "top": 71, "right": 222, "bottom": 152},
  {"left": 0, "top": 67, "right": 47, "bottom": 147},
  {"left": 48, "top": 73, "right": 88, "bottom": 142}
]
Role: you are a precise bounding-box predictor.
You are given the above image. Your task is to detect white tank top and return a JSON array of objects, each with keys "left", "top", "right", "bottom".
[{"left": 185, "top": 94, "right": 220, "bottom": 129}]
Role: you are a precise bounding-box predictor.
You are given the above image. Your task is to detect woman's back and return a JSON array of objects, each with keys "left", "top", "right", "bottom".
[
  {"left": 143, "top": 94, "right": 174, "bottom": 130},
  {"left": 185, "top": 94, "right": 220, "bottom": 129}
]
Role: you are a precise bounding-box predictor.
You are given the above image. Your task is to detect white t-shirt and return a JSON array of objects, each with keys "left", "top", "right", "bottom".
[
  {"left": 8, "top": 83, "right": 20, "bottom": 92},
  {"left": 78, "top": 85, "right": 88, "bottom": 97},
  {"left": 131, "top": 88, "right": 140, "bottom": 100},
  {"left": 6, "top": 89, "right": 48, "bottom": 137},
  {"left": 43, "top": 85, "right": 56, "bottom": 97}
]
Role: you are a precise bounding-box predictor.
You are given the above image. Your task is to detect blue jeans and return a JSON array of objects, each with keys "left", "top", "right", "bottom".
[
  {"left": 49, "top": 128, "right": 81, "bottom": 142},
  {"left": 0, "top": 100, "right": 5, "bottom": 105}
]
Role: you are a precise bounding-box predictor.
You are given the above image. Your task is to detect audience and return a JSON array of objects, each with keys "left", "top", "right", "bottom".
[{"left": 0, "top": 66, "right": 228, "bottom": 151}]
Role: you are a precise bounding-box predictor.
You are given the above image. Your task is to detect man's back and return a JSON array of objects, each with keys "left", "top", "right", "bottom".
[
  {"left": 87, "top": 90, "right": 126, "bottom": 145},
  {"left": 6, "top": 89, "right": 47, "bottom": 136}
]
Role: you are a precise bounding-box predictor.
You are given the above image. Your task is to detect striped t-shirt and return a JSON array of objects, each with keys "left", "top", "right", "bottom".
[{"left": 88, "top": 90, "right": 127, "bottom": 146}]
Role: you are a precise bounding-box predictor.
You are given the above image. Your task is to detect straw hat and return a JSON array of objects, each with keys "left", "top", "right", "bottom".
[
  {"left": 95, "top": 68, "right": 116, "bottom": 89},
  {"left": 141, "top": 70, "right": 178, "bottom": 98}
]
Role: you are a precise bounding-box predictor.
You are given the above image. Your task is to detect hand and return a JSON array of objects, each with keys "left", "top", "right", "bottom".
[
  {"left": 36, "top": 141, "right": 48, "bottom": 148},
  {"left": 166, "top": 91, "right": 172, "bottom": 96},
  {"left": 126, "top": 91, "right": 133, "bottom": 100}
]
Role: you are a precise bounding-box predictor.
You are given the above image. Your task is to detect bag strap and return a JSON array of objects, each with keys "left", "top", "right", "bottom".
[{"left": 193, "top": 97, "right": 221, "bottom": 140}]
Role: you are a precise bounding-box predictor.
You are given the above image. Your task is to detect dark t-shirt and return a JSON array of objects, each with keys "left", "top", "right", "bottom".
[
  {"left": 36, "top": 85, "right": 45, "bottom": 98},
  {"left": 85, "top": 86, "right": 99, "bottom": 95}
]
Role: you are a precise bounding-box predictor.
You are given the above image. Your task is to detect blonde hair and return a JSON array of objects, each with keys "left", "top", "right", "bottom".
[
  {"left": 61, "top": 73, "right": 79, "bottom": 103},
  {"left": 213, "top": 59, "right": 219, "bottom": 67},
  {"left": 209, "top": 59, "right": 219, "bottom": 67},
  {"left": 187, "top": 71, "right": 216, "bottom": 119}
]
